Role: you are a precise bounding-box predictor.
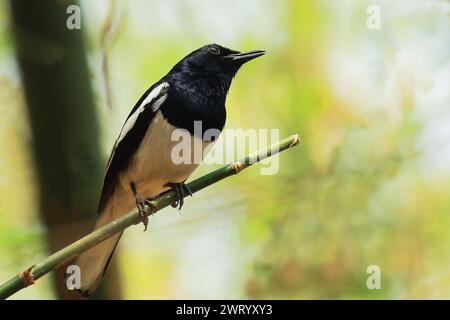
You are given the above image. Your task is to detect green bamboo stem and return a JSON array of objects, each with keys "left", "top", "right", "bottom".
[{"left": 0, "top": 134, "right": 300, "bottom": 299}]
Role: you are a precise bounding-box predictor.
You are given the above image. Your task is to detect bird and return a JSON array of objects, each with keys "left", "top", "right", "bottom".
[{"left": 71, "top": 43, "right": 265, "bottom": 296}]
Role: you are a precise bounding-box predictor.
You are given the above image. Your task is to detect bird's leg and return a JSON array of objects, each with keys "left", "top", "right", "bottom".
[
  {"left": 130, "top": 182, "right": 154, "bottom": 231},
  {"left": 164, "top": 180, "right": 193, "bottom": 210}
]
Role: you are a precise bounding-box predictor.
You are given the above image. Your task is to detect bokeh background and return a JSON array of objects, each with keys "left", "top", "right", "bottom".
[{"left": 1, "top": 0, "right": 450, "bottom": 299}]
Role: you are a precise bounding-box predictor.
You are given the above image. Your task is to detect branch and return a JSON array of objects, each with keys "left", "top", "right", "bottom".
[{"left": 0, "top": 134, "right": 300, "bottom": 299}]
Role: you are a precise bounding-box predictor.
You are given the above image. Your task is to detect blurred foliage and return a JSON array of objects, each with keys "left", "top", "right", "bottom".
[{"left": 1, "top": 0, "right": 450, "bottom": 299}]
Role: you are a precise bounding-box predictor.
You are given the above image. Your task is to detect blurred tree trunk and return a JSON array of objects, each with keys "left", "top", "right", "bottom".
[{"left": 9, "top": 0, "right": 122, "bottom": 299}]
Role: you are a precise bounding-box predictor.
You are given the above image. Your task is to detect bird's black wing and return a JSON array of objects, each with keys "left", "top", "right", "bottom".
[{"left": 97, "top": 81, "right": 170, "bottom": 213}]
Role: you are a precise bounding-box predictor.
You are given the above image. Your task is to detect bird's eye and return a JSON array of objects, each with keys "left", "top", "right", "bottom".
[{"left": 207, "top": 47, "right": 220, "bottom": 55}]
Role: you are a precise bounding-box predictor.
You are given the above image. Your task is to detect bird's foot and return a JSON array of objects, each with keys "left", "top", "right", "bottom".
[
  {"left": 136, "top": 198, "right": 155, "bottom": 231},
  {"left": 131, "top": 182, "right": 155, "bottom": 231},
  {"left": 164, "top": 181, "right": 193, "bottom": 210}
]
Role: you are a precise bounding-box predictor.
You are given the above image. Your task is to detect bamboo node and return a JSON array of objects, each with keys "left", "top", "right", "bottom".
[
  {"left": 19, "top": 266, "right": 35, "bottom": 287},
  {"left": 232, "top": 161, "right": 244, "bottom": 174},
  {"left": 289, "top": 134, "right": 300, "bottom": 147}
]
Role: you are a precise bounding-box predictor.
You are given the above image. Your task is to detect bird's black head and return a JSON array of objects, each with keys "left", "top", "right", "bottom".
[
  {"left": 168, "top": 43, "right": 266, "bottom": 84},
  {"left": 162, "top": 44, "right": 265, "bottom": 135}
]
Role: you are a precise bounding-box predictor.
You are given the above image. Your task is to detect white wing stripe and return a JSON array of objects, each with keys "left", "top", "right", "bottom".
[
  {"left": 104, "top": 82, "right": 168, "bottom": 174},
  {"left": 117, "top": 82, "right": 168, "bottom": 144},
  {"left": 151, "top": 94, "right": 168, "bottom": 112}
]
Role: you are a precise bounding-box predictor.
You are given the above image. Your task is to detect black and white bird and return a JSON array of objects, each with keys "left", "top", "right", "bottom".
[{"left": 72, "top": 44, "right": 265, "bottom": 295}]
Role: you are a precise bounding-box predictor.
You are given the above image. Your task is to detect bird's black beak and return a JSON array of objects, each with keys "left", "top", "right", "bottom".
[{"left": 222, "top": 50, "right": 266, "bottom": 64}]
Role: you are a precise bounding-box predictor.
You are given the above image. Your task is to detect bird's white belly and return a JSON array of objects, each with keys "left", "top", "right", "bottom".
[{"left": 118, "top": 111, "right": 212, "bottom": 203}]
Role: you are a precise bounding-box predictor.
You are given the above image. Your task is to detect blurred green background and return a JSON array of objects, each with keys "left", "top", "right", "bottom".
[{"left": 1, "top": 0, "right": 450, "bottom": 299}]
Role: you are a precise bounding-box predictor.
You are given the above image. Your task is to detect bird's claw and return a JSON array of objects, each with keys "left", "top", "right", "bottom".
[
  {"left": 136, "top": 199, "right": 154, "bottom": 231},
  {"left": 164, "top": 182, "right": 192, "bottom": 210},
  {"left": 131, "top": 182, "right": 155, "bottom": 231}
]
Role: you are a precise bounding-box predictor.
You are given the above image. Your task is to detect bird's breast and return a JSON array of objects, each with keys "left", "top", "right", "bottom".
[{"left": 118, "top": 111, "right": 214, "bottom": 200}]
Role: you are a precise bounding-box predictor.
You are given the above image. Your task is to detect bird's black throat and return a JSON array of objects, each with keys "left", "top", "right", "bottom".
[{"left": 160, "top": 70, "right": 232, "bottom": 140}]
